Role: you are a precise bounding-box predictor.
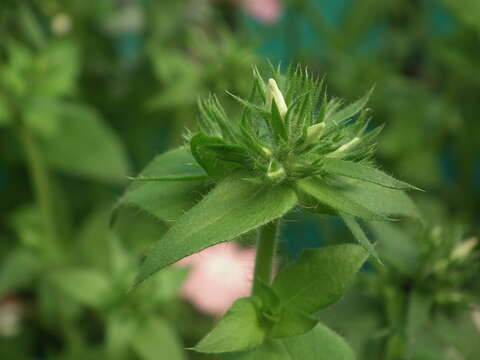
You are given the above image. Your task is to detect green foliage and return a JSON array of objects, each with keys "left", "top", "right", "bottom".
[
  {"left": 113, "top": 147, "right": 209, "bottom": 223},
  {"left": 194, "top": 244, "right": 368, "bottom": 354},
  {"left": 272, "top": 245, "right": 368, "bottom": 313},
  {"left": 226, "top": 324, "right": 355, "bottom": 360},
  {"left": 193, "top": 298, "right": 266, "bottom": 353},
  {"left": 135, "top": 173, "right": 297, "bottom": 286},
  {"left": 122, "top": 66, "right": 419, "bottom": 290}
]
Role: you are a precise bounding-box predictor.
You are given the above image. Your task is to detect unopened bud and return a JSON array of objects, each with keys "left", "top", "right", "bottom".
[
  {"left": 266, "top": 161, "right": 286, "bottom": 183},
  {"left": 266, "top": 79, "right": 288, "bottom": 118},
  {"left": 450, "top": 237, "right": 477, "bottom": 262},
  {"left": 326, "top": 137, "right": 360, "bottom": 157},
  {"left": 305, "top": 122, "right": 325, "bottom": 145}
]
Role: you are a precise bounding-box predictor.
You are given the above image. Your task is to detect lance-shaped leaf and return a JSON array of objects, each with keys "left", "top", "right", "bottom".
[
  {"left": 339, "top": 177, "right": 422, "bottom": 221},
  {"left": 322, "top": 158, "right": 419, "bottom": 190},
  {"left": 194, "top": 297, "right": 266, "bottom": 353},
  {"left": 225, "top": 323, "right": 355, "bottom": 360},
  {"left": 296, "top": 177, "right": 387, "bottom": 220},
  {"left": 340, "top": 212, "right": 380, "bottom": 262},
  {"left": 112, "top": 147, "right": 209, "bottom": 224},
  {"left": 134, "top": 174, "right": 297, "bottom": 286},
  {"left": 272, "top": 244, "right": 368, "bottom": 314}
]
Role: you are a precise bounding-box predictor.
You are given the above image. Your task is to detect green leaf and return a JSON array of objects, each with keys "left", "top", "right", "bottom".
[
  {"left": 131, "top": 317, "right": 186, "bottom": 360},
  {"left": 49, "top": 268, "right": 111, "bottom": 308},
  {"left": 327, "top": 88, "right": 372, "bottom": 125},
  {"left": 135, "top": 174, "right": 297, "bottom": 286},
  {"left": 340, "top": 212, "right": 380, "bottom": 262},
  {"left": 113, "top": 147, "right": 209, "bottom": 224},
  {"left": 190, "top": 133, "right": 243, "bottom": 180},
  {"left": 296, "top": 177, "right": 387, "bottom": 220},
  {"left": 268, "top": 306, "right": 318, "bottom": 339},
  {"left": 251, "top": 280, "right": 318, "bottom": 339},
  {"left": 272, "top": 244, "right": 368, "bottom": 314},
  {"left": 339, "top": 178, "right": 422, "bottom": 221},
  {"left": 225, "top": 323, "right": 355, "bottom": 360},
  {"left": 38, "top": 103, "right": 130, "bottom": 183},
  {"left": 0, "top": 249, "right": 40, "bottom": 296},
  {"left": 322, "top": 158, "right": 419, "bottom": 190},
  {"left": 194, "top": 297, "right": 266, "bottom": 353}
]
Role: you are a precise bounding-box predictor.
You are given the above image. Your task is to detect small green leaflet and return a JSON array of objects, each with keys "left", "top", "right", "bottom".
[
  {"left": 296, "top": 177, "right": 387, "bottom": 220},
  {"left": 272, "top": 244, "right": 368, "bottom": 314},
  {"left": 322, "top": 158, "right": 420, "bottom": 190},
  {"left": 194, "top": 298, "right": 266, "bottom": 353},
  {"left": 190, "top": 133, "right": 243, "bottom": 180},
  {"left": 134, "top": 174, "right": 297, "bottom": 286},
  {"left": 225, "top": 323, "right": 355, "bottom": 360}
]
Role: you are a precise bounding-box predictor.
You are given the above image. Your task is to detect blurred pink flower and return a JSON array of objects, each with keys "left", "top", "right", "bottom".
[
  {"left": 237, "top": 0, "right": 283, "bottom": 24},
  {"left": 0, "top": 296, "right": 23, "bottom": 337},
  {"left": 176, "top": 242, "right": 256, "bottom": 316}
]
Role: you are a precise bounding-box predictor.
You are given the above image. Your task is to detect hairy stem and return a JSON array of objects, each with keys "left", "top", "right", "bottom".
[
  {"left": 252, "top": 220, "right": 279, "bottom": 295},
  {"left": 16, "top": 122, "right": 60, "bottom": 258}
]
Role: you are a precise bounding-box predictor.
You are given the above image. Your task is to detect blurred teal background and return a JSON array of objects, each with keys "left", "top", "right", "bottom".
[{"left": 0, "top": 1, "right": 479, "bottom": 359}]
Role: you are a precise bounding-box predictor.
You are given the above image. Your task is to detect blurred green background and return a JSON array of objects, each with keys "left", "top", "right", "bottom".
[{"left": 0, "top": 1, "right": 479, "bottom": 359}]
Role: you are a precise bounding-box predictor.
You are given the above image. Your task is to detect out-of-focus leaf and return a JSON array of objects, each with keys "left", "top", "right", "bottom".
[
  {"left": 38, "top": 103, "right": 130, "bottom": 183},
  {"left": 368, "top": 221, "right": 419, "bottom": 275},
  {"left": 49, "top": 268, "right": 110, "bottom": 308},
  {"left": 131, "top": 317, "right": 186, "bottom": 360},
  {"left": 406, "top": 291, "right": 432, "bottom": 357},
  {"left": 194, "top": 297, "right": 265, "bottom": 353},
  {"left": 113, "top": 147, "right": 209, "bottom": 224},
  {"left": 75, "top": 207, "right": 111, "bottom": 270},
  {"left": 272, "top": 244, "right": 368, "bottom": 314},
  {"left": 0, "top": 96, "right": 10, "bottom": 125},
  {"left": 135, "top": 174, "right": 297, "bottom": 286},
  {"left": 31, "top": 41, "right": 79, "bottom": 98},
  {"left": 0, "top": 249, "right": 40, "bottom": 296}
]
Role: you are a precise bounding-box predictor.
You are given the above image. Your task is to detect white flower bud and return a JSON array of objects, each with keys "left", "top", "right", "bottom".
[
  {"left": 266, "top": 78, "right": 288, "bottom": 118},
  {"left": 305, "top": 122, "right": 325, "bottom": 145},
  {"left": 326, "top": 137, "right": 360, "bottom": 157}
]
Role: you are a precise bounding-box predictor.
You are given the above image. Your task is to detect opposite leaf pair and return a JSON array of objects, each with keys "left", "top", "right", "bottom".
[{"left": 194, "top": 244, "right": 367, "bottom": 357}]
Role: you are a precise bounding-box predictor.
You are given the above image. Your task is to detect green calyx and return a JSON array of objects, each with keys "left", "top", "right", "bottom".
[{"left": 193, "top": 65, "right": 377, "bottom": 184}]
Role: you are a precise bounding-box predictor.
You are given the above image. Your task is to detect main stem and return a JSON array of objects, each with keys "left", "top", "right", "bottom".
[
  {"left": 16, "top": 122, "right": 60, "bottom": 258},
  {"left": 252, "top": 220, "right": 279, "bottom": 295}
]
